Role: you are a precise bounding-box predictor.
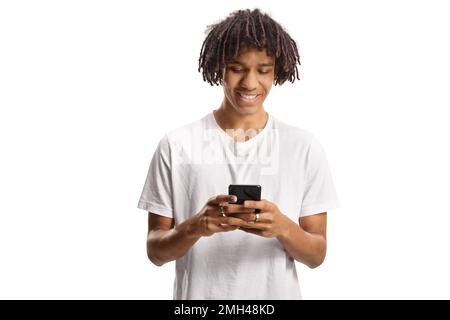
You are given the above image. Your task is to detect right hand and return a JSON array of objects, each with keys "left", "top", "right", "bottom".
[{"left": 190, "top": 194, "right": 254, "bottom": 237}]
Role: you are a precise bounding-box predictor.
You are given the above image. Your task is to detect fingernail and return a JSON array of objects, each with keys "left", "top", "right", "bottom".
[{"left": 230, "top": 195, "right": 237, "bottom": 202}]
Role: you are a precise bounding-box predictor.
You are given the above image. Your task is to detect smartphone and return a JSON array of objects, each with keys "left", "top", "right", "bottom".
[{"left": 228, "top": 184, "right": 261, "bottom": 213}]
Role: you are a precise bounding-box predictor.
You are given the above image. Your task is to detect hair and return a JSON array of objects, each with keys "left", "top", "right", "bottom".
[{"left": 198, "top": 8, "right": 301, "bottom": 86}]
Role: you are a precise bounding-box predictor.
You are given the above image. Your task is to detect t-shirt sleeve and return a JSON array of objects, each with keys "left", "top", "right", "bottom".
[
  {"left": 137, "top": 134, "right": 174, "bottom": 218},
  {"left": 300, "top": 135, "right": 340, "bottom": 217}
]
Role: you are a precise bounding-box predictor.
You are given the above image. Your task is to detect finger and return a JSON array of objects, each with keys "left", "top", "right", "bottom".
[
  {"left": 208, "top": 218, "right": 241, "bottom": 233},
  {"left": 208, "top": 223, "right": 236, "bottom": 233},
  {"left": 241, "top": 222, "right": 268, "bottom": 230},
  {"left": 208, "top": 216, "right": 248, "bottom": 228},
  {"left": 244, "top": 199, "right": 270, "bottom": 211},
  {"left": 228, "top": 212, "right": 268, "bottom": 223},
  {"left": 208, "top": 194, "right": 237, "bottom": 206},
  {"left": 205, "top": 204, "right": 223, "bottom": 218},
  {"left": 226, "top": 213, "right": 249, "bottom": 221},
  {"left": 219, "top": 203, "right": 255, "bottom": 214},
  {"left": 217, "top": 224, "right": 239, "bottom": 232},
  {"left": 219, "top": 216, "right": 250, "bottom": 228}
]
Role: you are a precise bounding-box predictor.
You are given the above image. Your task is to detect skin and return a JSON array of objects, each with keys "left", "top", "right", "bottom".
[
  {"left": 147, "top": 47, "right": 327, "bottom": 269},
  {"left": 215, "top": 46, "right": 274, "bottom": 141}
]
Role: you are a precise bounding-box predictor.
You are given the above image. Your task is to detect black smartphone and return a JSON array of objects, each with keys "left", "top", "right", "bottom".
[{"left": 228, "top": 184, "right": 261, "bottom": 213}]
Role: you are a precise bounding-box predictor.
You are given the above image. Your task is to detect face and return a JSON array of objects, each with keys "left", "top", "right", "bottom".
[{"left": 222, "top": 47, "right": 275, "bottom": 115}]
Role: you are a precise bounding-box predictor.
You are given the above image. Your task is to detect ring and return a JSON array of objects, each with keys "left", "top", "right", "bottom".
[
  {"left": 255, "top": 213, "right": 260, "bottom": 222},
  {"left": 220, "top": 205, "right": 225, "bottom": 216}
]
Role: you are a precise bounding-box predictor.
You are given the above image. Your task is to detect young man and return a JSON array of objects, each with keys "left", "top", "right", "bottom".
[{"left": 137, "top": 9, "right": 339, "bottom": 299}]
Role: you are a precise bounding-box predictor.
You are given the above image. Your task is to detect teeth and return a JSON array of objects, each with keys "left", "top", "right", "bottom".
[{"left": 239, "top": 93, "right": 258, "bottom": 99}]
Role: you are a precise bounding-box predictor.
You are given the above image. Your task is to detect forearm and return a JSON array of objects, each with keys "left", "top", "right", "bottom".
[
  {"left": 147, "top": 216, "right": 200, "bottom": 266},
  {"left": 277, "top": 219, "right": 326, "bottom": 268}
]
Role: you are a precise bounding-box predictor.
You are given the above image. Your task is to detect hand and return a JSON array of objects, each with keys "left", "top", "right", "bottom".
[
  {"left": 190, "top": 195, "right": 253, "bottom": 237},
  {"left": 229, "top": 199, "right": 291, "bottom": 238}
]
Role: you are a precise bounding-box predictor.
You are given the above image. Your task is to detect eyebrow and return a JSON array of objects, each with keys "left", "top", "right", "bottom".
[{"left": 227, "top": 59, "right": 274, "bottom": 67}]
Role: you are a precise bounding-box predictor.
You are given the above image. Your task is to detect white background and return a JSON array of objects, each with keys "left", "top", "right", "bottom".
[{"left": 1, "top": 0, "right": 449, "bottom": 299}]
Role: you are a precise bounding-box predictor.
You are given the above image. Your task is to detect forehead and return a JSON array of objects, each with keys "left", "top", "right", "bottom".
[{"left": 227, "top": 47, "right": 274, "bottom": 65}]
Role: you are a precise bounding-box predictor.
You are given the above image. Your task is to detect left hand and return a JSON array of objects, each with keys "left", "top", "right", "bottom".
[{"left": 228, "top": 199, "right": 292, "bottom": 238}]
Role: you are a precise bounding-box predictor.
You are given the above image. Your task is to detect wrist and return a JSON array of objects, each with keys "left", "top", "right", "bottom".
[
  {"left": 277, "top": 216, "right": 295, "bottom": 240},
  {"left": 177, "top": 214, "right": 203, "bottom": 240}
]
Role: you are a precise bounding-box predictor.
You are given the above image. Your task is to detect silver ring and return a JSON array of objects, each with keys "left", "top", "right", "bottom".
[{"left": 255, "top": 213, "right": 260, "bottom": 222}]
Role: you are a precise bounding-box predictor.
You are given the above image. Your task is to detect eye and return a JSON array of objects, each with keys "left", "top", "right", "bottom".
[
  {"left": 230, "top": 67, "right": 244, "bottom": 73},
  {"left": 259, "top": 71, "right": 270, "bottom": 74}
]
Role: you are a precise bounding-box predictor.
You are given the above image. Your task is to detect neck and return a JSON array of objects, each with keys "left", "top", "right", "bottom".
[
  {"left": 213, "top": 103, "right": 269, "bottom": 143},
  {"left": 214, "top": 103, "right": 268, "bottom": 132}
]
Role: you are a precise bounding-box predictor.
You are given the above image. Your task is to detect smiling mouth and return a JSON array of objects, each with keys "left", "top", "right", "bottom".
[{"left": 237, "top": 92, "right": 261, "bottom": 101}]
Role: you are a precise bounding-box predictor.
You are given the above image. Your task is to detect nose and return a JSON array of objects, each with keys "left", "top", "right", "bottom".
[{"left": 239, "top": 70, "right": 258, "bottom": 91}]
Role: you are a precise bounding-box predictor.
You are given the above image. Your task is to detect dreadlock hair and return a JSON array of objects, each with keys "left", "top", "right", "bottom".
[{"left": 198, "top": 8, "right": 301, "bottom": 86}]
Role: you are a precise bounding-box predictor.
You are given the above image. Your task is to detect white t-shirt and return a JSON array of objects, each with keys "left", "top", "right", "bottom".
[{"left": 137, "top": 111, "right": 339, "bottom": 300}]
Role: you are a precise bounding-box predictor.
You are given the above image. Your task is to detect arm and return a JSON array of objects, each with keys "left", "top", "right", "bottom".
[
  {"left": 147, "top": 195, "right": 250, "bottom": 266},
  {"left": 147, "top": 213, "right": 201, "bottom": 267},
  {"left": 277, "top": 213, "right": 327, "bottom": 269}
]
